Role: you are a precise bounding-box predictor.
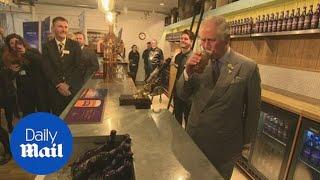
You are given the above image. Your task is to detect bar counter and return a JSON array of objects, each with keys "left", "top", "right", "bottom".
[{"left": 39, "top": 75, "right": 223, "bottom": 180}]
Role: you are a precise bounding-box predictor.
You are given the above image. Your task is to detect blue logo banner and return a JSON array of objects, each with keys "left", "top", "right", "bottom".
[{"left": 10, "top": 112, "right": 73, "bottom": 175}]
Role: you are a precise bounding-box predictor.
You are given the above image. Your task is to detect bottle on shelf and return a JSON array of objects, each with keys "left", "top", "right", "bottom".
[
  {"left": 248, "top": 17, "right": 253, "bottom": 34},
  {"left": 311, "top": 3, "right": 320, "bottom": 29},
  {"left": 237, "top": 19, "right": 240, "bottom": 35},
  {"left": 230, "top": 21, "right": 234, "bottom": 35},
  {"left": 235, "top": 20, "right": 239, "bottom": 35},
  {"left": 263, "top": 14, "right": 269, "bottom": 33},
  {"left": 242, "top": 18, "right": 247, "bottom": 34},
  {"left": 268, "top": 13, "right": 274, "bottom": 32},
  {"left": 240, "top": 19, "right": 244, "bottom": 34},
  {"left": 246, "top": 17, "right": 250, "bottom": 34},
  {"left": 298, "top": 6, "right": 307, "bottom": 30},
  {"left": 277, "top": 11, "right": 284, "bottom": 32},
  {"left": 231, "top": 21, "right": 235, "bottom": 35},
  {"left": 292, "top": 8, "right": 300, "bottom": 31},
  {"left": 287, "top": 9, "right": 294, "bottom": 31},
  {"left": 260, "top": 15, "right": 265, "bottom": 33},
  {"left": 304, "top": 5, "right": 313, "bottom": 29},
  {"left": 255, "top": 15, "right": 260, "bottom": 33},
  {"left": 282, "top": 10, "right": 290, "bottom": 31},
  {"left": 272, "top": 12, "right": 279, "bottom": 32}
]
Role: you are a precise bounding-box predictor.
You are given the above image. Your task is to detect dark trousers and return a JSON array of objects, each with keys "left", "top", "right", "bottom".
[
  {"left": 0, "top": 126, "right": 10, "bottom": 155},
  {"left": 214, "top": 159, "right": 236, "bottom": 180},
  {"left": 49, "top": 87, "right": 73, "bottom": 115},
  {"left": 129, "top": 66, "right": 138, "bottom": 82},
  {"left": 173, "top": 95, "right": 191, "bottom": 126},
  {"left": 17, "top": 87, "right": 50, "bottom": 117},
  {"left": 0, "top": 95, "right": 17, "bottom": 130}
]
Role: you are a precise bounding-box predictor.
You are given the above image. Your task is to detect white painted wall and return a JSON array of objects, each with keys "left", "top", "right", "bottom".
[{"left": 117, "top": 11, "right": 165, "bottom": 81}]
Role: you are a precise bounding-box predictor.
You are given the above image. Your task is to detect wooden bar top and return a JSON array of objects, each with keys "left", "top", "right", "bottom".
[{"left": 262, "top": 89, "right": 320, "bottom": 122}]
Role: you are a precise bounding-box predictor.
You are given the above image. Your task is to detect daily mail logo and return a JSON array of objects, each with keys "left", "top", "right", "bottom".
[
  {"left": 10, "top": 113, "right": 73, "bottom": 175},
  {"left": 20, "top": 129, "right": 63, "bottom": 158}
]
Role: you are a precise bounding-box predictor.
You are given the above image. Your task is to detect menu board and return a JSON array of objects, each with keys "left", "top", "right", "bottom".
[{"left": 65, "top": 89, "right": 107, "bottom": 124}]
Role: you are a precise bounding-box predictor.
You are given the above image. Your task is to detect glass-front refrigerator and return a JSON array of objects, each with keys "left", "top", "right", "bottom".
[
  {"left": 288, "top": 118, "right": 320, "bottom": 180},
  {"left": 247, "top": 102, "right": 298, "bottom": 180}
]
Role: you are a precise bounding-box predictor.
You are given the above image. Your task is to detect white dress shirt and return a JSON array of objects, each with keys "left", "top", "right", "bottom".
[{"left": 55, "top": 38, "right": 66, "bottom": 52}]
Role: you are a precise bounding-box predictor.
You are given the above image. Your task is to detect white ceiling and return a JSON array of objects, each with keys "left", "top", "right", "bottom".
[{"left": 37, "top": 0, "right": 178, "bottom": 14}]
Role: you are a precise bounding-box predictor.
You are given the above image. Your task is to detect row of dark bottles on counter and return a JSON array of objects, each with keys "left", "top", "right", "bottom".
[
  {"left": 230, "top": 4, "right": 320, "bottom": 35},
  {"left": 262, "top": 114, "right": 289, "bottom": 143},
  {"left": 301, "top": 131, "right": 320, "bottom": 169}
]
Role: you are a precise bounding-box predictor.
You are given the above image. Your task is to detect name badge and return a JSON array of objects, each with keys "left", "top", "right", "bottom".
[
  {"left": 19, "top": 70, "right": 27, "bottom": 76},
  {"left": 62, "top": 50, "right": 70, "bottom": 54}
]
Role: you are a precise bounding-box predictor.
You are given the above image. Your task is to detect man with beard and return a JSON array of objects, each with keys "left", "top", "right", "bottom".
[{"left": 173, "top": 29, "right": 194, "bottom": 127}]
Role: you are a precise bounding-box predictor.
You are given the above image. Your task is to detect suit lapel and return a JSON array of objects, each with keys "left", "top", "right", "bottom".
[
  {"left": 61, "top": 39, "right": 71, "bottom": 63},
  {"left": 202, "top": 50, "right": 242, "bottom": 110},
  {"left": 49, "top": 40, "right": 62, "bottom": 67}
]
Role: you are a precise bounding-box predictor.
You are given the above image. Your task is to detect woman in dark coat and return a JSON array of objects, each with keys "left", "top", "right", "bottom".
[
  {"left": 3, "top": 33, "right": 49, "bottom": 117},
  {"left": 128, "top": 45, "right": 140, "bottom": 82}
]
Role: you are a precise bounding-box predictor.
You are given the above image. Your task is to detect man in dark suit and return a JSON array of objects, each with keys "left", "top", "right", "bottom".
[
  {"left": 42, "top": 16, "right": 83, "bottom": 115},
  {"left": 177, "top": 16, "right": 261, "bottom": 179},
  {"left": 173, "top": 29, "right": 194, "bottom": 126},
  {"left": 74, "top": 32, "right": 99, "bottom": 82},
  {"left": 142, "top": 42, "right": 151, "bottom": 79}
]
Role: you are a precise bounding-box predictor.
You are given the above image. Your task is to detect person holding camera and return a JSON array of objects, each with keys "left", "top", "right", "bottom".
[{"left": 2, "top": 33, "right": 49, "bottom": 117}]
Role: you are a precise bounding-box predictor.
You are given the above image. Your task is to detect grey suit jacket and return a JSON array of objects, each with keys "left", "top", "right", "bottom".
[
  {"left": 81, "top": 46, "right": 99, "bottom": 81},
  {"left": 177, "top": 49, "right": 261, "bottom": 165}
]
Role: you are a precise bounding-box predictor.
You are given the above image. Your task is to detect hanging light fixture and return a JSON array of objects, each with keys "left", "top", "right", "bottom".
[
  {"left": 0, "top": 0, "right": 10, "bottom": 9},
  {"left": 106, "top": 11, "right": 114, "bottom": 23},
  {"left": 98, "top": 0, "right": 115, "bottom": 13}
]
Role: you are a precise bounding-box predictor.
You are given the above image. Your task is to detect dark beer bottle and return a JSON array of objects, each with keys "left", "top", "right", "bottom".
[
  {"left": 260, "top": 15, "right": 265, "bottom": 33},
  {"left": 292, "top": 8, "right": 300, "bottom": 30},
  {"left": 277, "top": 11, "right": 284, "bottom": 32},
  {"left": 244, "top": 18, "right": 248, "bottom": 34},
  {"left": 240, "top": 19, "right": 244, "bottom": 34},
  {"left": 272, "top": 12, "right": 279, "bottom": 32},
  {"left": 287, "top": 9, "right": 294, "bottom": 31},
  {"left": 255, "top": 15, "right": 260, "bottom": 33},
  {"left": 311, "top": 3, "right": 320, "bottom": 29},
  {"left": 304, "top": 5, "right": 313, "bottom": 29},
  {"left": 298, "top": 6, "right": 306, "bottom": 30},
  {"left": 268, "top": 13, "right": 274, "bottom": 32},
  {"left": 264, "top": 14, "right": 269, "bottom": 32},
  {"left": 235, "top": 20, "right": 238, "bottom": 34},
  {"left": 249, "top": 17, "right": 253, "bottom": 34},
  {"left": 282, "top": 10, "right": 290, "bottom": 31}
]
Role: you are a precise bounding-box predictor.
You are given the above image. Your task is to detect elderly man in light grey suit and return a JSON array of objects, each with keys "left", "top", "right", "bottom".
[{"left": 177, "top": 16, "right": 261, "bottom": 179}]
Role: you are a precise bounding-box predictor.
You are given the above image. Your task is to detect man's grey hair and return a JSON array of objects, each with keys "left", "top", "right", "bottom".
[{"left": 202, "top": 16, "right": 230, "bottom": 41}]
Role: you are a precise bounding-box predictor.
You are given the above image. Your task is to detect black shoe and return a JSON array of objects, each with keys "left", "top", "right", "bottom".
[{"left": 0, "top": 154, "right": 11, "bottom": 165}]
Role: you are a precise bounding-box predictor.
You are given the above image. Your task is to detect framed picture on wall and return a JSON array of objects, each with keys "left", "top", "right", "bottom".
[{"left": 87, "top": 30, "right": 107, "bottom": 54}]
